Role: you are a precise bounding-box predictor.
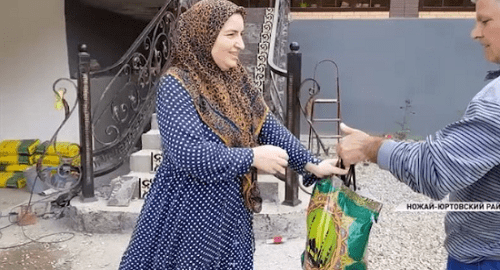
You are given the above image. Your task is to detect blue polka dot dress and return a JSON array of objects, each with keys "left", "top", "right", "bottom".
[{"left": 119, "top": 75, "right": 320, "bottom": 270}]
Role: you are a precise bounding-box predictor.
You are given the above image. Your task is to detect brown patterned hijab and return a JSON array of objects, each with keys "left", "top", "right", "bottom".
[{"left": 166, "top": 0, "right": 268, "bottom": 213}]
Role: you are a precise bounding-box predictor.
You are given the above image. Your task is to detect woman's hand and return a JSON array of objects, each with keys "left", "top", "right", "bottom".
[
  {"left": 305, "top": 158, "right": 348, "bottom": 178},
  {"left": 252, "top": 145, "right": 289, "bottom": 175}
]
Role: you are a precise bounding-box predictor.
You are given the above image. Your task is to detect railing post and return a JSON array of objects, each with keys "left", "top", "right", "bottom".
[
  {"left": 78, "top": 44, "right": 96, "bottom": 202},
  {"left": 283, "top": 42, "right": 301, "bottom": 206}
]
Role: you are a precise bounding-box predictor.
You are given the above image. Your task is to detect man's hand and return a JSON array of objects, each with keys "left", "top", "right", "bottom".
[
  {"left": 336, "top": 123, "right": 385, "bottom": 166},
  {"left": 305, "top": 158, "right": 348, "bottom": 178}
]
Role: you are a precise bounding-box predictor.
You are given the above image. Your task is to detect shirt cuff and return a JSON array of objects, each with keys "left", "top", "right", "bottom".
[
  {"left": 302, "top": 156, "right": 322, "bottom": 187},
  {"left": 377, "top": 140, "right": 398, "bottom": 171},
  {"left": 229, "top": 147, "right": 254, "bottom": 177}
]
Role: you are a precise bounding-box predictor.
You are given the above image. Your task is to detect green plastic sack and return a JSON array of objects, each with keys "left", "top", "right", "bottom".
[{"left": 302, "top": 176, "right": 382, "bottom": 270}]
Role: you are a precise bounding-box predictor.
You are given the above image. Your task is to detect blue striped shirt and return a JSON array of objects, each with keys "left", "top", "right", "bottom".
[{"left": 377, "top": 76, "right": 500, "bottom": 264}]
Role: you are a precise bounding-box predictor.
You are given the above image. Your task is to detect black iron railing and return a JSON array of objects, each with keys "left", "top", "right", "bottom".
[
  {"left": 267, "top": 0, "right": 306, "bottom": 206},
  {"left": 71, "top": 0, "right": 195, "bottom": 199},
  {"left": 267, "top": 0, "right": 289, "bottom": 123}
]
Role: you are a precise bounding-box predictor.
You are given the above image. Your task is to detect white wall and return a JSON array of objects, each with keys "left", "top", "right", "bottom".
[{"left": 0, "top": 0, "right": 79, "bottom": 143}]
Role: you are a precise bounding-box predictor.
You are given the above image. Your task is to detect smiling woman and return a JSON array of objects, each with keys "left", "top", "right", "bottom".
[
  {"left": 212, "top": 14, "right": 246, "bottom": 71},
  {"left": 117, "top": 0, "right": 346, "bottom": 269}
]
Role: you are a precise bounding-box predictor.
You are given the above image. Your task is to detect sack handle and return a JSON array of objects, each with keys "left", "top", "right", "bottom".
[{"left": 337, "top": 159, "right": 356, "bottom": 191}]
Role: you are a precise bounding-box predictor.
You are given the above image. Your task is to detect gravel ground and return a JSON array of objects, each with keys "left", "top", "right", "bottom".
[
  {"left": 255, "top": 162, "right": 449, "bottom": 270},
  {"left": 355, "top": 163, "right": 448, "bottom": 270},
  {"left": 0, "top": 162, "right": 449, "bottom": 270}
]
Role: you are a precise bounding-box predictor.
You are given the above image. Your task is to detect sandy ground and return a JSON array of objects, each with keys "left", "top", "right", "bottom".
[
  {"left": 0, "top": 162, "right": 449, "bottom": 270},
  {"left": 0, "top": 186, "right": 308, "bottom": 270},
  {"left": 0, "top": 217, "right": 307, "bottom": 270}
]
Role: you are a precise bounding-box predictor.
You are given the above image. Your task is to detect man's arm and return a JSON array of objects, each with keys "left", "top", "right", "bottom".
[{"left": 337, "top": 98, "right": 500, "bottom": 200}]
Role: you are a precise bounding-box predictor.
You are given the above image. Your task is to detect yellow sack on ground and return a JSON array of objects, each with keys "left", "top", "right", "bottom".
[
  {"left": 33, "top": 155, "right": 61, "bottom": 166},
  {"left": 35, "top": 141, "right": 80, "bottom": 158},
  {"left": 71, "top": 155, "right": 81, "bottom": 167},
  {"left": 0, "top": 139, "right": 40, "bottom": 156},
  {"left": 0, "top": 164, "right": 31, "bottom": 172},
  {"left": 0, "top": 155, "right": 35, "bottom": 165},
  {"left": 0, "top": 172, "right": 26, "bottom": 188}
]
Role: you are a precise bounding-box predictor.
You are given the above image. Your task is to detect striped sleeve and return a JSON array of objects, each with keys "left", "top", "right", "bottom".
[{"left": 379, "top": 98, "right": 500, "bottom": 200}]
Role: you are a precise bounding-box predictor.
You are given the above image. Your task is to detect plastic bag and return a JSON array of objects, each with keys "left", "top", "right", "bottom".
[{"left": 302, "top": 169, "right": 382, "bottom": 270}]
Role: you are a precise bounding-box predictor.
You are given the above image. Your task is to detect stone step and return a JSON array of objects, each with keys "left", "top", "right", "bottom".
[
  {"left": 141, "top": 129, "right": 161, "bottom": 150},
  {"left": 125, "top": 171, "right": 156, "bottom": 199},
  {"left": 151, "top": 113, "right": 158, "bottom": 130},
  {"left": 129, "top": 149, "right": 162, "bottom": 174}
]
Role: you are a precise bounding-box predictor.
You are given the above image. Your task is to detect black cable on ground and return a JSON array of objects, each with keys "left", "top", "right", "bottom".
[{"left": 0, "top": 205, "right": 76, "bottom": 250}]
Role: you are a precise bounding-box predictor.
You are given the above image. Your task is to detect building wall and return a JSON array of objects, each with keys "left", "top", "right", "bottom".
[
  {"left": 0, "top": 0, "right": 483, "bottom": 144},
  {"left": 0, "top": 0, "right": 78, "bottom": 143},
  {"left": 65, "top": 0, "right": 148, "bottom": 79},
  {"left": 291, "top": 11, "right": 475, "bottom": 20},
  {"left": 390, "top": 0, "right": 418, "bottom": 17},
  {"left": 289, "top": 19, "right": 496, "bottom": 138}
]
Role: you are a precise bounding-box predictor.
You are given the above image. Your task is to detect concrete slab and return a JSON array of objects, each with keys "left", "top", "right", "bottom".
[
  {"left": 0, "top": 174, "right": 314, "bottom": 241},
  {"left": 64, "top": 173, "right": 313, "bottom": 240},
  {"left": 107, "top": 176, "right": 139, "bottom": 207}
]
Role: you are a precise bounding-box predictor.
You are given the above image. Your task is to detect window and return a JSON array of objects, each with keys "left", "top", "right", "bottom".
[
  {"left": 419, "top": 0, "right": 475, "bottom": 10},
  {"left": 291, "top": 0, "right": 390, "bottom": 10}
]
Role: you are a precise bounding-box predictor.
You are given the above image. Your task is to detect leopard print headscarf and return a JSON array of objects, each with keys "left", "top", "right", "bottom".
[{"left": 166, "top": 0, "right": 268, "bottom": 213}]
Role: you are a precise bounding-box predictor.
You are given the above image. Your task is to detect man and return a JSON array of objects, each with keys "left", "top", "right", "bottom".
[{"left": 336, "top": 0, "right": 500, "bottom": 269}]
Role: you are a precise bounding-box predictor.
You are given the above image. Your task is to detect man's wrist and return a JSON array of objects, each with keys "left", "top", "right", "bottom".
[{"left": 366, "top": 136, "right": 385, "bottom": 163}]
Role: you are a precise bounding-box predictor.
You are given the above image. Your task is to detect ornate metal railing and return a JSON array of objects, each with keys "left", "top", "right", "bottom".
[
  {"left": 86, "top": 0, "right": 194, "bottom": 180},
  {"left": 264, "top": 0, "right": 306, "bottom": 206},
  {"left": 65, "top": 0, "right": 200, "bottom": 198},
  {"left": 264, "top": 0, "right": 290, "bottom": 123}
]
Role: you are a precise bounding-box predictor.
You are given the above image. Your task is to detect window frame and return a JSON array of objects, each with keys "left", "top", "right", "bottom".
[
  {"left": 418, "top": 0, "right": 475, "bottom": 11},
  {"left": 290, "top": 0, "right": 390, "bottom": 11}
]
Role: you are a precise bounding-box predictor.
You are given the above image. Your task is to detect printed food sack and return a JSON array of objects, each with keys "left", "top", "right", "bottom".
[
  {"left": 0, "top": 139, "right": 39, "bottom": 156},
  {"left": 35, "top": 141, "right": 80, "bottom": 158},
  {"left": 302, "top": 177, "right": 382, "bottom": 270}
]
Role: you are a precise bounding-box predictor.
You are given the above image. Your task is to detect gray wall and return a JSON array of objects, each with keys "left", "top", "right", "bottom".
[{"left": 289, "top": 19, "right": 497, "bottom": 139}]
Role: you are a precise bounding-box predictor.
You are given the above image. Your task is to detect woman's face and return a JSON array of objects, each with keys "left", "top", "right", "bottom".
[{"left": 211, "top": 13, "right": 245, "bottom": 71}]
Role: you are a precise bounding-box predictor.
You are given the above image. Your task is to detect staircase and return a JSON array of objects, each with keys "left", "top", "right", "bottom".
[{"left": 126, "top": 113, "right": 161, "bottom": 199}]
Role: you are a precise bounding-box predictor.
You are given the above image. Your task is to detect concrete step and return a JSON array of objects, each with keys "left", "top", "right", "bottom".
[
  {"left": 66, "top": 174, "right": 313, "bottom": 239},
  {"left": 151, "top": 113, "right": 158, "bottom": 130},
  {"left": 129, "top": 149, "right": 162, "bottom": 174},
  {"left": 141, "top": 129, "right": 161, "bottom": 150},
  {"left": 126, "top": 171, "right": 156, "bottom": 199}
]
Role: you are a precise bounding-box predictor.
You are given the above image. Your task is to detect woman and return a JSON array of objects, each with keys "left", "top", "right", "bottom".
[{"left": 119, "top": 0, "right": 346, "bottom": 269}]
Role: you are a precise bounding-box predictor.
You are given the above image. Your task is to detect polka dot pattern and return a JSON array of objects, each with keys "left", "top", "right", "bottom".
[{"left": 118, "top": 75, "right": 320, "bottom": 269}]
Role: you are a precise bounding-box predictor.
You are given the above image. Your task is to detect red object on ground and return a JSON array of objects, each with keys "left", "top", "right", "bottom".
[{"left": 273, "top": 236, "right": 282, "bottom": 244}]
